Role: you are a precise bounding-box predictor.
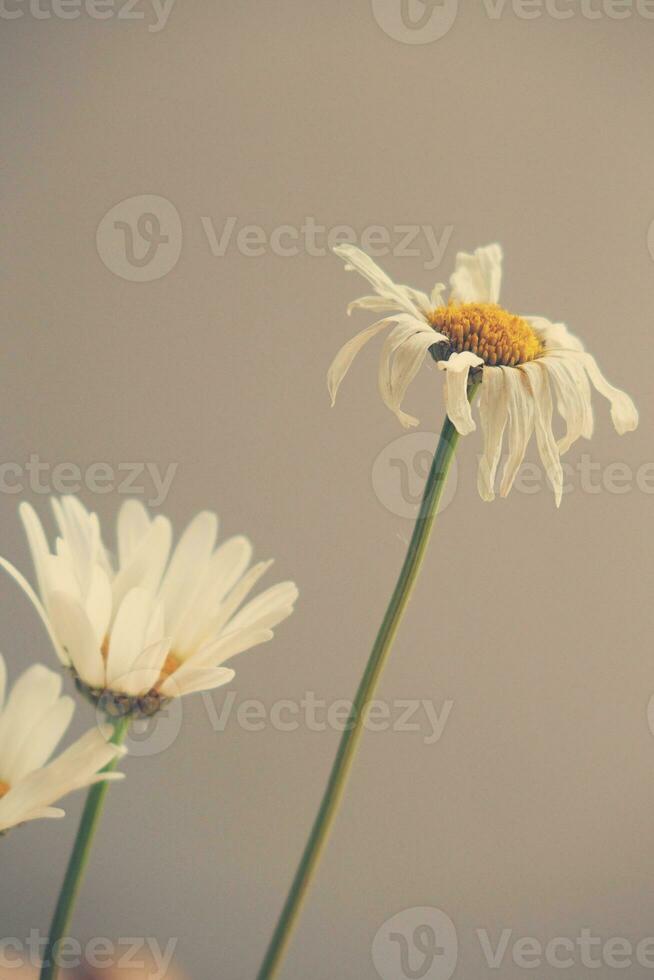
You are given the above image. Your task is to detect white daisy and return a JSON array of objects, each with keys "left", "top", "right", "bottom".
[
  {"left": 328, "top": 243, "right": 639, "bottom": 506},
  {"left": 0, "top": 658, "right": 124, "bottom": 834},
  {"left": 0, "top": 498, "right": 298, "bottom": 716}
]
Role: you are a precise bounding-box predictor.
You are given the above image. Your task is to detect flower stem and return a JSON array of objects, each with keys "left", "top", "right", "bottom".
[
  {"left": 39, "top": 716, "right": 130, "bottom": 980},
  {"left": 256, "top": 391, "right": 478, "bottom": 980}
]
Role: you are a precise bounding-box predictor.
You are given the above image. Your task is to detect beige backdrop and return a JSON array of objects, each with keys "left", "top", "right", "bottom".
[{"left": 1, "top": 2, "right": 653, "bottom": 978}]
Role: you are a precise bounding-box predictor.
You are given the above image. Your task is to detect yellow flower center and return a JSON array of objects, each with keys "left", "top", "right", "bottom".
[
  {"left": 0, "top": 781, "right": 10, "bottom": 799},
  {"left": 428, "top": 302, "right": 543, "bottom": 367}
]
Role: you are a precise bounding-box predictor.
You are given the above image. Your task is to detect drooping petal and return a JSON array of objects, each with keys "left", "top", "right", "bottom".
[
  {"left": 449, "top": 244, "right": 503, "bottom": 305},
  {"left": 541, "top": 353, "right": 593, "bottom": 453},
  {"left": 520, "top": 362, "right": 563, "bottom": 507},
  {"left": 477, "top": 366, "right": 509, "bottom": 501},
  {"left": 333, "top": 244, "right": 429, "bottom": 317},
  {"left": 561, "top": 351, "right": 639, "bottom": 435},
  {"left": 379, "top": 322, "right": 448, "bottom": 428},
  {"left": 438, "top": 352, "right": 484, "bottom": 435},
  {"left": 327, "top": 316, "right": 396, "bottom": 405},
  {"left": 499, "top": 367, "right": 535, "bottom": 497}
]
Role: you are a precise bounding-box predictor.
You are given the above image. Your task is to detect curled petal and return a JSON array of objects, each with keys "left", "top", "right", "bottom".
[{"left": 438, "top": 352, "right": 484, "bottom": 435}]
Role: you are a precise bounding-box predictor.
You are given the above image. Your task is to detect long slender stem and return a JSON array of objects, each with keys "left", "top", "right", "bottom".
[
  {"left": 256, "top": 391, "right": 477, "bottom": 980},
  {"left": 40, "top": 716, "right": 130, "bottom": 980}
]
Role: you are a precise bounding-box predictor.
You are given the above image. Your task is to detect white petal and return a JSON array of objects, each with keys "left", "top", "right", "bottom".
[
  {"left": 106, "top": 587, "right": 155, "bottom": 690},
  {"left": 438, "top": 352, "right": 484, "bottom": 435},
  {"left": 0, "top": 655, "right": 6, "bottom": 712},
  {"left": 449, "top": 244, "right": 503, "bottom": 305},
  {"left": 117, "top": 499, "right": 152, "bottom": 567},
  {"left": 48, "top": 592, "right": 105, "bottom": 688},
  {"left": 158, "top": 511, "right": 218, "bottom": 636},
  {"left": 477, "top": 366, "right": 509, "bottom": 501},
  {"left": 179, "top": 628, "right": 274, "bottom": 672},
  {"left": 200, "top": 560, "right": 274, "bottom": 642},
  {"left": 6, "top": 696, "right": 75, "bottom": 783},
  {"left": 51, "top": 497, "right": 101, "bottom": 600},
  {"left": 0, "top": 665, "right": 62, "bottom": 774},
  {"left": 541, "top": 354, "right": 593, "bottom": 453},
  {"left": 112, "top": 514, "right": 172, "bottom": 616},
  {"left": 0, "top": 556, "right": 68, "bottom": 664},
  {"left": 520, "top": 362, "right": 563, "bottom": 507},
  {"left": 327, "top": 316, "right": 395, "bottom": 405},
  {"left": 227, "top": 581, "right": 299, "bottom": 633},
  {"left": 19, "top": 502, "right": 52, "bottom": 604},
  {"left": 499, "top": 367, "right": 535, "bottom": 497},
  {"left": 85, "top": 565, "right": 112, "bottom": 646},
  {"left": 160, "top": 665, "right": 235, "bottom": 699},
  {"left": 123, "top": 638, "right": 171, "bottom": 696},
  {"left": 333, "top": 244, "right": 427, "bottom": 317},
  {"left": 379, "top": 322, "right": 446, "bottom": 428},
  {"left": 173, "top": 535, "right": 253, "bottom": 653},
  {"left": 561, "top": 351, "right": 639, "bottom": 435},
  {"left": 527, "top": 317, "right": 585, "bottom": 352}
]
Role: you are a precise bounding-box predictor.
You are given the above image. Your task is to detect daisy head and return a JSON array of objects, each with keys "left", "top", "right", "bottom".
[
  {"left": 328, "top": 243, "right": 639, "bottom": 506},
  {"left": 0, "top": 658, "right": 124, "bottom": 835},
  {"left": 0, "top": 497, "right": 298, "bottom": 718}
]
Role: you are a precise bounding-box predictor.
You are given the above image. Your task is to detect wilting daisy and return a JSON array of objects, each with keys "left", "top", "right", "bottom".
[
  {"left": 328, "top": 243, "right": 638, "bottom": 505},
  {"left": 0, "top": 658, "right": 124, "bottom": 834},
  {"left": 0, "top": 497, "right": 298, "bottom": 717}
]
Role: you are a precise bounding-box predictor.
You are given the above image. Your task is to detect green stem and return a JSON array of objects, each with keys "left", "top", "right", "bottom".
[
  {"left": 256, "top": 390, "right": 478, "bottom": 980},
  {"left": 39, "top": 716, "right": 130, "bottom": 980}
]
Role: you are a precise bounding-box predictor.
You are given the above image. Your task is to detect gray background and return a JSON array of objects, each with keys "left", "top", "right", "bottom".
[{"left": 1, "top": 1, "right": 653, "bottom": 978}]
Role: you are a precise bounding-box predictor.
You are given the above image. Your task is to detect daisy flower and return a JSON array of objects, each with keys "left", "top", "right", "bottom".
[
  {"left": 0, "top": 497, "right": 298, "bottom": 717},
  {"left": 0, "top": 658, "right": 124, "bottom": 834},
  {"left": 328, "top": 243, "right": 638, "bottom": 505}
]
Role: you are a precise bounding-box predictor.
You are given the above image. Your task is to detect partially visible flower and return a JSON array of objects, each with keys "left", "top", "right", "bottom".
[
  {"left": 0, "top": 658, "right": 124, "bottom": 834},
  {"left": 0, "top": 498, "right": 298, "bottom": 716},
  {"left": 328, "top": 243, "right": 638, "bottom": 505}
]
